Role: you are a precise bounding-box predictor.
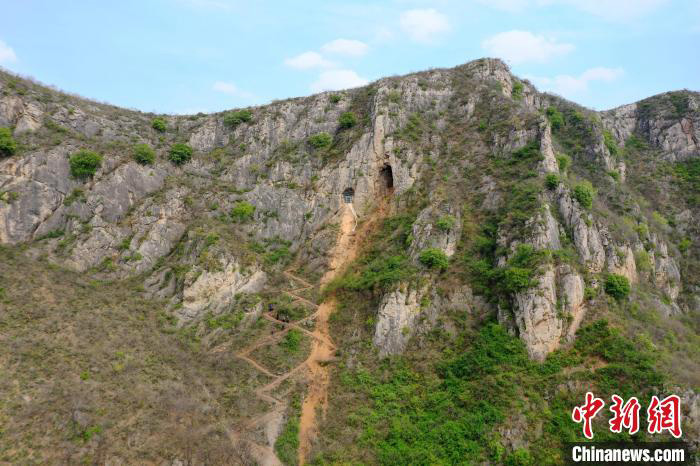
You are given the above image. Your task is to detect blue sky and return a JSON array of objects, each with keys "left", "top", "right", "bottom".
[{"left": 1, "top": 0, "right": 698, "bottom": 113}]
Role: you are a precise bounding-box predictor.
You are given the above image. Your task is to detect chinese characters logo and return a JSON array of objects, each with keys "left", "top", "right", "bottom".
[{"left": 571, "top": 392, "right": 682, "bottom": 439}]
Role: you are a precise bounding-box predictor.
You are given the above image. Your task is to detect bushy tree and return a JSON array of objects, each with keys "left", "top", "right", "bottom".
[
  {"left": 544, "top": 174, "right": 559, "bottom": 190},
  {"left": 0, "top": 127, "right": 17, "bottom": 157},
  {"left": 511, "top": 80, "right": 524, "bottom": 100},
  {"left": 419, "top": 248, "right": 449, "bottom": 270},
  {"left": 435, "top": 215, "right": 456, "bottom": 231},
  {"left": 132, "top": 143, "right": 155, "bottom": 165},
  {"left": 69, "top": 150, "right": 102, "bottom": 178},
  {"left": 308, "top": 132, "right": 332, "bottom": 149},
  {"left": 604, "top": 274, "right": 630, "bottom": 300},
  {"left": 230, "top": 201, "right": 255, "bottom": 222},
  {"left": 223, "top": 109, "right": 253, "bottom": 128},
  {"left": 573, "top": 181, "right": 595, "bottom": 209},
  {"left": 151, "top": 117, "right": 167, "bottom": 132},
  {"left": 556, "top": 154, "right": 571, "bottom": 173},
  {"left": 168, "top": 143, "right": 193, "bottom": 165},
  {"left": 546, "top": 106, "right": 564, "bottom": 130},
  {"left": 338, "top": 111, "right": 357, "bottom": 129},
  {"left": 603, "top": 130, "right": 619, "bottom": 156}
]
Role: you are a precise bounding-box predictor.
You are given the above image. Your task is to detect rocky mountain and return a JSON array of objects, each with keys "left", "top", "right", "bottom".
[{"left": 0, "top": 58, "right": 698, "bottom": 465}]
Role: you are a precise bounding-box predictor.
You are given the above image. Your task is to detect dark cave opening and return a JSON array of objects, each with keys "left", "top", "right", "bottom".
[
  {"left": 380, "top": 164, "right": 393, "bottom": 190},
  {"left": 342, "top": 187, "right": 355, "bottom": 203}
]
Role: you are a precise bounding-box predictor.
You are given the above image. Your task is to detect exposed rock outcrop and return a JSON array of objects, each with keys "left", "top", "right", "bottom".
[
  {"left": 179, "top": 258, "right": 266, "bottom": 322},
  {"left": 556, "top": 186, "right": 606, "bottom": 272},
  {"left": 373, "top": 285, "right": 423, "bottom": 357},
  {"left": 499, "top": 204, "right": 587, "bottom": 360},
  {"left": 408, "top": 205, "right": 462, "bottom": 259}
]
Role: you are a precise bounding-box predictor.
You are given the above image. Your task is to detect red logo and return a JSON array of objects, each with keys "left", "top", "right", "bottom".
[
  {"left": 572, "top": 391, "right": 606, "bottom": 439},
  {"left": 573, "top": 393, "right": 682, "bottom": 439},
  {"left": 609, "top": 395, "right": 641, "bottom": 435},
  {"left": 647, "top": 395, "right": 682, "bottom": 438}
]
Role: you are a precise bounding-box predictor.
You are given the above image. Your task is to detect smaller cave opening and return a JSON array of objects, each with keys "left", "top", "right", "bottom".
[
  {"left": 342, "top": 187, "right": 355, "bottom": 203},
  {"left": 380, "top": 164, "right": 394, "bottom": 190}
]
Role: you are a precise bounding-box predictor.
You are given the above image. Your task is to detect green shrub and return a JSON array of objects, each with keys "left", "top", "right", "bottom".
[
  {"left": 132, "top": 143, "right": 155, "bottom": 165},
  {"left": 511, "top": 80, "right": 524, "bottom": 100},
  {"left": 275, "top": 410, "right": 300, "bottom": 464},
  {"left": 338, "top": 111, "right": 357, "bottom": 129},
  {"left": 206, "top": 311, "right": 244, "bottom": 330},
  {"left": 330, "top": 254, "right": 414, "bottom": 293},
  {"left": 435, "top": 215, "right": 456, "bottom": 231},
  {"left": 230, "top": 201, "right": 255, "bottom": 221},
  {"left": 603, "top": 130, "right": 619, "bottom": 157},
  {"left": 0, "top": 127, "right": 17, "bottom": 157},
  {"left": 546, "top": 106, "right": 564, "bottom": 130},
  {"left": 651, "top": 211, "right": 668, "bottom": 227},
  {"left": 607, "top": 170, "right": 620, "bottom": 181},
  {"left": 668, "top": 92, "right": 689, "bottom": 118},
  {"left": 625, "top": 134, "right": 647, "bottom": 150},
  {"left": 544, "top": 174, "right": 559, "bottom": 190},
  {"left": 151, "top": 117, "right": 167, "bottom": 132},
  {"left": 501, "top": 245, "right": 548, "bottom": 293},
  {"left": 572, "top": 181, "right": 594, "bottom": 209},
  {"left": 282, "top": 329, "right": 302, "bottom": 352},
  {"left": 329, "top": 94, "right": 342, "bottom": 104},
  {"left": 168, "top": 143, "right": 193, "bottom": 165},
  {"left": 506, "top": 448, "right": 533, "bottom": 466},
  {"left": 604, "top": 274, "right": 630, "bottom": 300},
  {"left": 503, "top": 267, "right": 535, "bottom": 292},
  {"left": 556, "top": 154, "right": 571, "bottom": 173},
  {"left": 264, "top": 245, "right": 291, "bottom": 265},
  {"left": 69, "top": 150, "right": 102, "bottom": 178},
  {"left": 419, "top": 248, "right": 449, "bottom": 270},
  {"left": 223, "top": 109, "right": 253, "bottom": 128},
  {"left": 512, "top": 140, "right": 541, "bottom": 160},
  {"left": 634, "top": 250, "right": 651, "bottom": 272},
  {"left": 308, "top": 132, "right": 332, "bottom": 149}
]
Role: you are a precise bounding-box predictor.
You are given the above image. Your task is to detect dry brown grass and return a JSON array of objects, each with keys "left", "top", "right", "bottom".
[{"left": 0, "top": 245, "right": 267, "bottom": 464}]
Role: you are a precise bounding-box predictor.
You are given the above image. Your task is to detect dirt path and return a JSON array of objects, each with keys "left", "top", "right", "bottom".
[
  {"left": 224, "top": 201, "right": 383, "bottom": 465},
  {"left": 297, "top": 203, "right": 362, "bottom": 464},
  {"left": 226, "top": 267, "right": 322, "bottom": 466}
]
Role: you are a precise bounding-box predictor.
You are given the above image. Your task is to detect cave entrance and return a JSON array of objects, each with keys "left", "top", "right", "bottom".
[
  {"left": 380, "top": 164, "right": 393, "bottom": 191},
  {"left": 342, "top": 187, "right": 355, "bottom": 203}
]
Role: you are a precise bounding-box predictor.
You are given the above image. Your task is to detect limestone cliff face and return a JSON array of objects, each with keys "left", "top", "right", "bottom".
[
  {"left": 496, "top": 204, "right": 587, "bottom": 360},
  {"left": 602, "top": 92, "right": 700, "bottom": 161},
  {"left": 408, "top": 204, "right": 462, "bottom": 260},
  {"left": 373, "top": 285, "right": 423, "bottom": 356},
  {"left": 0, "top": 61, "right": 695, "bottom": 357}
]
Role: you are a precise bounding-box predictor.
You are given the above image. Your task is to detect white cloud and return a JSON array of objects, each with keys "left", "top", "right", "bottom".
[
  {"left": 399, "top": 9, "right": 450, "bottom": 44},
  {"left": 321, "top": 39, "right": 368, "bottom": 57},
  {"left": 310, "top": 69, "right": 368, "bottom": 92},
  {"left": 477, "top": 0, "right": 668, "bottom": 21},
  {"left": 283, "top": 51, "right": 335, "bottom": 70},
  {"left": 560, "top": 0, "right": 668, "bottom": 21},
  {"left": 528, "top": 66, "right": 624, "bottom": 95},
  {"left": 481, "top": 30, "right": 574, "bottom": 64},
  {"left": 212, "top": 81, "right": 254, "bottom": 99},
  {"left": 0, "top": 40, "right": 17, "bottom": 64}
]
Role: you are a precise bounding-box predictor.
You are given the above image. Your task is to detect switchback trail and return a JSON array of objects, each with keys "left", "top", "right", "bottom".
[
  {"left": 225, "top": 265, "right": 327, "bottom": 465},
  {"left": 298, "top": 198, "right": 388, "bottom": 464},
  {"left": 226, "top": 201, "right": 383, "bottom": 465}
]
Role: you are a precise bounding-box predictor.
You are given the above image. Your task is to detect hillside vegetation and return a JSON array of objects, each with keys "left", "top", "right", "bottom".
[{"left": 0, "top": 59, "right": 698, "bottom": 464}]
